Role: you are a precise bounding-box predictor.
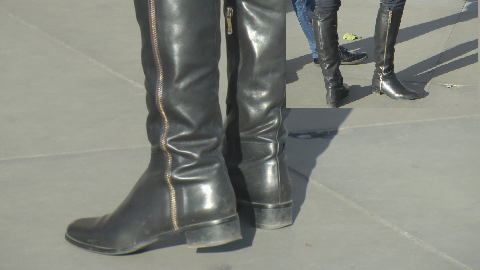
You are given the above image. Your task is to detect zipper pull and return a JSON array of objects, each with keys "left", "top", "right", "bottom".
[
  {"left": 388, "top": 10, "right": 392, "bottom": 24},
  {"left": 226, "top": 7, "right": 233, "bottom": 35}
]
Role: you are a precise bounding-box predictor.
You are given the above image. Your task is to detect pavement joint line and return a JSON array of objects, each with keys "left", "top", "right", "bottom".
[
  {"left": 417, "top": 82, "right": 427, "bottom": 108},
  {"left": 288, "top": 114, "right": 480, "bottom": 135},
  {"left": 0, "top": 145, "right": 150, "bottom": 163},
  {"left": 336, "top": 115, "right": 480, "bottom": 131},
  {"left": 288, "top": 168, "right": 473, "bottom": 270},
  {"left": 3, "top": 10, "right": 144, "bottom": 91},
  {"left": 428, "top": 1, "right": 469, "bottom": 83}
]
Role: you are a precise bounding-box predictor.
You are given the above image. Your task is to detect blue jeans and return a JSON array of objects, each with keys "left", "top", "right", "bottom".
[
  {"left": 292, "top": 0, "right": 318, "bottom": 59},
  {"left": 314, "top": 0, "right": 406, "bottom": 11}
]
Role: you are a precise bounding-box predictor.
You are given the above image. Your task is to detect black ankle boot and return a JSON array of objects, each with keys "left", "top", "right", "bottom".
[
  {"left": 313, "top": 10, "right": 349, "bottom": 108},
  {"left": 223, "top": 0, "right": 293, "bottom": 229},
  {"left": 65, "top": 0, "right": 241, "bottom": 255},
  {"left": 315, "top": 46, "right": 368, "bottom": 67},
  {"left": 372, "top": 5, "right": 419, "bottom": 100}
]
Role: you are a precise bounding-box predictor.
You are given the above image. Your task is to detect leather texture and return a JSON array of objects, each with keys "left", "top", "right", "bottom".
[
  {"left": 223, "top": 0, "right": 292, "bottom": 209},
  {"left": 65, "top": 0, "right": 239, "bottom": 254},
  {"left": 312, "top": 10, "right": 349, "bottom": 107},
  {"left": 372, "top": 4, "right": 419, "bottom": 100}
]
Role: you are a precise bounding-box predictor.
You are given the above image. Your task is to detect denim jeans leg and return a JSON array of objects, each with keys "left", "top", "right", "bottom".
[{"left": 293, "top": 0, "right": 318, "bottom": 59}]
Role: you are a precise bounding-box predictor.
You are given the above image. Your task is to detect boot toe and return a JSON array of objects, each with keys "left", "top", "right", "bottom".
[
  {"left": 66, "top": 217, "right": 98, "bottom": 244},
  {"left": 65, "top": 216, "right": 116, "bottom": 253}
]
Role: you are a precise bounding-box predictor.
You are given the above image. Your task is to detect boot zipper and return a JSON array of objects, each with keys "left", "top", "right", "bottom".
[
  {"left": 226, "top": 7, "right": 234, "bottom": 35},
  {"left": 380, "top": 10, "right": 392, "bottom": 92},
  {"left": 148, "top": 0, "right": 178, "bottom": 231}
]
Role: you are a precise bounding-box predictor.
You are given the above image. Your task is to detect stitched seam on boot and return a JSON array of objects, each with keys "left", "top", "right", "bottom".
[
  {"left": 381, "top": 9, "right": 392, "bottom": 93},
  {"left": 274, "top": 94, "right": 285, "bottom": 204},
  {"left": 149, "top": 0, "right": 178, "bottom": 231}
]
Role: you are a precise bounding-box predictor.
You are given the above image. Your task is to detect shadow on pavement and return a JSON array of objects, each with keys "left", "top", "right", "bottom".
[
  {"left": 288, "top": 3, "right": 478, "bottom": 106},
  {"left": 284, "top": 108, "right": 352, "bottom": 221},
  {"left": 343, "top": 3, "right": 478, "bottom": 88}
]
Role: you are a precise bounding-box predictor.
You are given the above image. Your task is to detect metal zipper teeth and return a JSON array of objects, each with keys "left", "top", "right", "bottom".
[
  {"left": 226, "top": 7, "right": 234, "bottom": 35},
  {"left": 149, "top": 0, "right": 178, "bottom": 231},
  {"left": 381, "top": 10, "right": 392, "bottom": 92}
]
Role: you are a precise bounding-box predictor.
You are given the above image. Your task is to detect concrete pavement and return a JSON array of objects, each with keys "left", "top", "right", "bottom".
[
  {"left": 1, "top": 1, "right": 479, "bottom": 269},
  {"left": 286, "top": 0, "right": 478, "bottom": 108}
]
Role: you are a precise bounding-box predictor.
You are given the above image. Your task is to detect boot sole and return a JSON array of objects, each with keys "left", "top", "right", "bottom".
[
  {"left": 65, "top": 214, "right": 242, "bottom": 255},
  {"left": 326, "top": 102, "right": 338, "bottom": 108},
  {"left": 316, "top": 56, "right": 367, "bottom": 67},
  {"left": 238, "top": 200, "right": 293, "bottom": 230},
  {"left": 341, "top": 55, "right": 368, "bottom": 65}
]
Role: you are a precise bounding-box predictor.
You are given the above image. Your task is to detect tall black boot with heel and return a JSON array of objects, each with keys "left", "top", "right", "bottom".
[
  {"left": 313, "top": 10, "right": 349, "bottom": 108},
  {"left": 65, "top": 0, "right": 241, "bottom": 255},
  {"left": 372, "top": 4, "right": 419, "bottom": 100},
  {"left": 223, "top": 0, "right": 293, "bottom": 229}
]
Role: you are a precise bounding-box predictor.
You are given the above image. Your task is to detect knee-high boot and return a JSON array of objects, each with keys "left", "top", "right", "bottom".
[
  {"left": 65, "top": 0, "right": 241, "bottom": 255},
  {"left": 222, "top": 0, "right": 293, "bottom": 229},
  {"left": 313, "top": 10, "right": 349, "bottom": 108},
  {"left": 372, "top": 4, "right": 419, "bottom": 100}
]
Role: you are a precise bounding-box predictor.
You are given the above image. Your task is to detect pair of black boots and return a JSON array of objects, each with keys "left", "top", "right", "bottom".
[
  {"left": 65, "top": 0, "right": 292, "bottom": 255},
  {"left": 313, "top": 5, "right": 419, "bottom": 108}
]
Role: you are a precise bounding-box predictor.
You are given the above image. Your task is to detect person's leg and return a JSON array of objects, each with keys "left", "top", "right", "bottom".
[
  {"left": 223, "top": 0, "right": 293, "bottom": 229},
  {"left": 313, "top": 0, "right": 349, "bottom": 108},
  {"left": 314, "top": 0, "right": 341, "bottom": 12},
  {"left": 65, "top": 0, "right": 241, "bottom": 255},
  {"left": 292, "top": 0, "right": 319, "bottom": 59},
  {"left": 372, "top": 0, "right": 418, "bottom": 99},
  {"left": 381, "top": 0, "right": 406, "bottom": 9},
  {"left": 291, "top": 0, "right": 367, "bottom": 66}
]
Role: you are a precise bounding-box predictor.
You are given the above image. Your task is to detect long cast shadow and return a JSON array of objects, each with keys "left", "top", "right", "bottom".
[
  {"left": 198, "top": 108, "right": 353, "bottom": 252},
  {"left": 288, "top": 2, "right": 478, "bottom": 106},
  {"left": 283, "top": 108, "right": 352, "bottom": 221},
  {"left": 339, "top": 3, "right": 478, "bottom": 105},
  {"left": 341, "top": 39, "right": 478, "bottom": 106}
]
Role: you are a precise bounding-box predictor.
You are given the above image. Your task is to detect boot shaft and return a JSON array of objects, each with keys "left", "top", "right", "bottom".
[
  {"left": 223, "top": 0, "right": 291, "bottom": 209},
  {"left": 224, "top": 0, "right": 287, "bottom": 144},
  {"left": 374, "top": 4, "right": 404, "bottom": 75},
  {"left": 312, "top": 10, "right": 342, "bottom": 84},
  {"left": 134, "top": 0, "right": 236, "bottom": 228},
  {"left": 371, "top": 4, "right": 419, "bottom": 100}
]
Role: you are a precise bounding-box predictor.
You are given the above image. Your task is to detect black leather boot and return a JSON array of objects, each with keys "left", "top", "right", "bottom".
[
  {"left": 313, "top": 10, "right": 349, "bottom": 108},
  {"left": 372, "top": 5, "right": 419, "bottom": 100},
  {"left": 223, "top": 0, "right": 293, "bottom": 230},
  {"left": 65, "top": 0, "right": 241, "bottom": 255}
]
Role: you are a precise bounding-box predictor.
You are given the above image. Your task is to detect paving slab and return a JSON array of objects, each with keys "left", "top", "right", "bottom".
[
  {"left": 286, "top": 115, "right": 480, "bottom": 269},
  {"left": 1, "top": 146, "right": 475, "bottom": 270},
  {"left": 1, "top": 1, "right": 145, "bottom": 85},
  {"left": 1, "top": 1, "right": 479, "bottom": 269},
  {"left": 429, "top": 1, "right": 478, "bottom": 87},
  {"left": 285, "top": 107, "right": 480, "bottom": 132},
  {"left": 420, "top": 84, "right": 478, "bottom": 107},
  {"left": 0, "top": 9, "right": 147, "bottom": 160}
]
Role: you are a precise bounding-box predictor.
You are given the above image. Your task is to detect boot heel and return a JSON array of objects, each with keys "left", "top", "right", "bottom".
[
  {"left": 239, "top": 202, "right": 293, "bottom": 229},
  {"left": 185, "top": 216, "right": 241, "bottom": 248},
  {"left": 326, "top": 102, "right": 338, "bottom": 108},
  {"left": 371, "top": 86, "right": 383, "bottom": 95}
]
